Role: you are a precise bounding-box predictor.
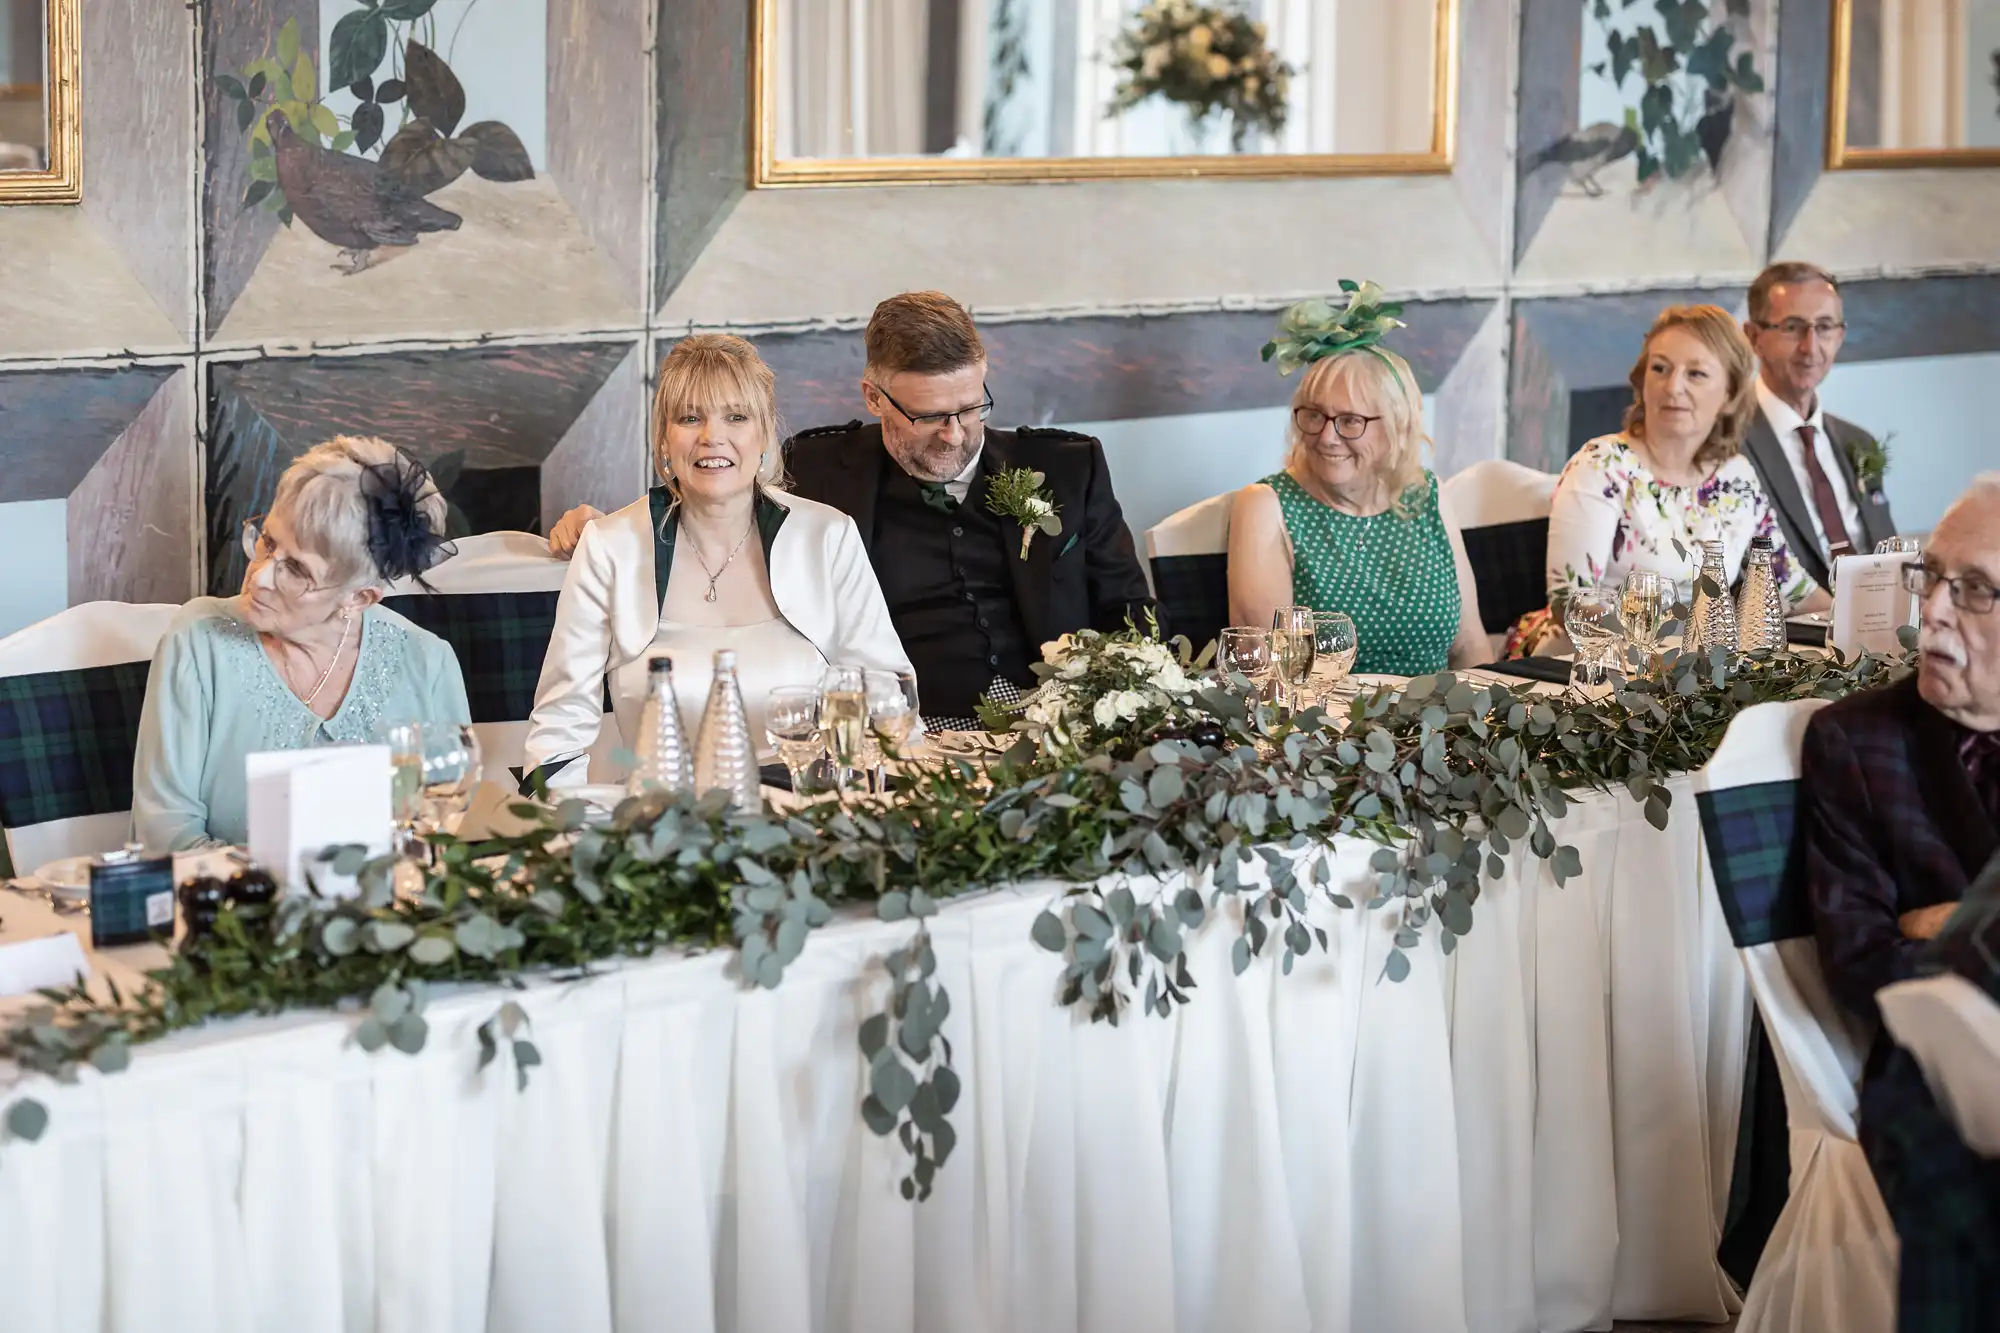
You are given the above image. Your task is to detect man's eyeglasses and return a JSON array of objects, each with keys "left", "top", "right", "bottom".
[
  {"left": 874, "top": 383, "right": 994, "bottom": 432},
  {"left": 1902, "top": 562, "right": 1998, "bottom": 614},
  {"left": 1294, "top": 407, "right": 1381, "bottom": 442},
  {"left": 241, "top": 515, "right": 333, "bottom": 599},
  {"left": 1752, "top": 317, "right": 1847, "bottom": 342}
]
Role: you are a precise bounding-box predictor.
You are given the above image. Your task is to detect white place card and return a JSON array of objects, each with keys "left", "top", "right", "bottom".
[
  {"left": 1830, "top": 551, "right": 1915, "bottom": 659},
  {"left": 0, "top": 932, "right": 90, "bottom": 998},
  {"left": 246, "top": 744, "right": 393, "bottom": 897}
]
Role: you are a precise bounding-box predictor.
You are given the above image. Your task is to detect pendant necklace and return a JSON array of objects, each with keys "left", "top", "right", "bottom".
[
  {"left": 286, "top": 610, "right": 353, "bottom": 739},
  {"left": 690, "top": 518, "right": 755, "bottom": 603}
]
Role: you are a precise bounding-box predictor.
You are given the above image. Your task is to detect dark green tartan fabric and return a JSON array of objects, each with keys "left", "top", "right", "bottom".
[
  {"left": 1149, "top": 553, "right": 1228, "bottom": 657},
  {"left": 381, "top": 592, "right": 561, "bottom": 725},
  {"left": 0, "top": 660, "right": 152, "bottom": 830},
  {"left": 1459, "top": 517, "right": 1550, "bottom": 635},
  {"left": 1697, "top": 779, "right": 1812, "bottom": 947}
]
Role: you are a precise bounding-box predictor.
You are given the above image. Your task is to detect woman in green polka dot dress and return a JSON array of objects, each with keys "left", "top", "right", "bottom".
[{"left": 1229, "top": 291, "right": 1489, "bottom": 677}]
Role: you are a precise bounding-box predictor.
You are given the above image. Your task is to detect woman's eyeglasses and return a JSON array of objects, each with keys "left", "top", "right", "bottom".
[
  {"left": 240, "top": 515, "right": 333, "bottom": 599},
  {"left": 1293, "top": 406, "right": 1381, "bottom": 442},
  {"left": 1901, "top": 562, "right": 1997, "bottom": 614},
  {"left": 873, "top": 383, "right": 994, "bottom": 433}
]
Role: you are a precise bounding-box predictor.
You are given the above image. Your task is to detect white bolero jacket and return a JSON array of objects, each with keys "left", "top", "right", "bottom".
[{"left": 523, "top": 486, "right": 912, "bottom": 787}]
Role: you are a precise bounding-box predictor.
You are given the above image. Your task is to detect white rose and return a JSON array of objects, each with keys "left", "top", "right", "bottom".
[
  {"left": 1115, "top": 689, "right": 1149, "bottom": 721},
  {"left": 1058, "top": 658, "right": 1088, "bottom": 680},
  {"left": 1154, "top": 662, "right": 1193, "bottom": 695},
  {"left": 1093, "top": 693, "right": 1122, "bottom": 728}
]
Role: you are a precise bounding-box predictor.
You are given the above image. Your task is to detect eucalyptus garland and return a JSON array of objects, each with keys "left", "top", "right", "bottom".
[{"left": 0, "top": 641, "right": 1909, "bottom": 1199}]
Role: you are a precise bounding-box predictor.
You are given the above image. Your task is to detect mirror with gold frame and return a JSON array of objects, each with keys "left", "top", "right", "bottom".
[
  {"left": 1828, "top": 0, "right": 2000, "bottom": 167},
  {"left": 754, "top": 0, "right": 1458, "bottom": 187},
  {"left": 0, "top": 0, "right": 78, "bottom": 202}
]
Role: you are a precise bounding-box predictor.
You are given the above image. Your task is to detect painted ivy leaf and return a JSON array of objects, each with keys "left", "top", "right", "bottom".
[
  {"left": 217, "top": 73, "right": 247, "bottom": 101},
  {"left": 241, "top": 178, "right": 274, "bottom": 211},
  {"left": 403, "top": 40, "right": 466, "bottom": 137},
  {"left": 458, "top": 120, "right": 535, "bottom": 182},
  {"left": 5, "top": 1098, "right": 48, "bottom": 1142},
  {"left": 276, "top": 17, "right": 301, "bottom": 72},
  {"left": 329, "top": 9, "right": 390, "bottom": 90},
  {"left": 380, "top": 0, "right": 442, "bottom": 19}
]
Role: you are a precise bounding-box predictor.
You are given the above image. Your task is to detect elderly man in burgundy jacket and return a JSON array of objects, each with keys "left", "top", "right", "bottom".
[{"left": 1801, "top": 474, "right": 2000, "bottom": 1331}]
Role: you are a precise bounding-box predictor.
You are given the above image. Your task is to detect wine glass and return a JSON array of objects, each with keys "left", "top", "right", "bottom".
[
  {"left": 764, "top": 687, "right": 823, "bottom": 793},
  {"left": 818, "top": 663, "right": 868, "bottom": 799},
  {"left": 419, "top": 723, "right": 482, "bottom": 836},
  {"left": 1875, "top": 536, "right": 1920, "bottom": 555},
  {"left": 1269, "top": 606, "right": 1317, "bottom": 710},
  {"left": 1560, "top": 587, "right": 1620, "bottom": 689},
  {"left": 1310, "top": 612, "right": 1358, "bottom": 706},
  {"left": 1217, "top": 626, "right": 1270, "bottom": 694},
  {"left": 864, "top": 669, "right": 917, "bottom": 788},
  {"left": 1620, "top": 570, "right": 1667, "bottom": 661}
]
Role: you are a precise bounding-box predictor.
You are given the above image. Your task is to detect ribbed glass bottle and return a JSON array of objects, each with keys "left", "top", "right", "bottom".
[
  {"left": 1736, "top": 536, "right": 1786, "bottom": 652},
  {"left": 1688, "top": 539, "right": 1738, "bottom": 652},
  {"left": 627, "top": 656, "right": 694, "bottom": 798},
  {"left": 693, "top": 649, "right": 762, "bottom": 810}
]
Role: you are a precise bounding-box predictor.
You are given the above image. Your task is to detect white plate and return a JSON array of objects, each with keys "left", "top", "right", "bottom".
[
  {"left": 30, "top": 855, "right": 94, "bottom": 901},
  {"left": 571, "top": 784, "right": 629, "bottom": 811}
]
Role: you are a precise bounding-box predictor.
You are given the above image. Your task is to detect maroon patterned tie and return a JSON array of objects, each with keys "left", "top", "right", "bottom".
[
  {"left": 1964, "top": 729, "right": 2000, "bottom": 827},
  {"left": 1796, "top": 423, "right": 1859, "bottom": 561}
]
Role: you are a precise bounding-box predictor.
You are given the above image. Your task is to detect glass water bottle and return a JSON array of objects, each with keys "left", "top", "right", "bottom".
[
  {"left": 1736, "top": 536, "right": 1786, "bottom": 652},
  {"left": 693, "top": 650, "right": 761, "bottom": 810},
  {"left": 1688, "top": 539, "right": 1738, "bottom": 652},
  {"left": 628, "top": 656, "right": 694, "bottom": 798}
]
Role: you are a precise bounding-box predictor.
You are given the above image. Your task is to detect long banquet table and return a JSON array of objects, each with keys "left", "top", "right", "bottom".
[{"left": 0, "top": 778, "right": 1750, "bottom": 1333}]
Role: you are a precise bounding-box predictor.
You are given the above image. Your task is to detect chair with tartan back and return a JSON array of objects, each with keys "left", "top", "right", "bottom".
[
  {"left": 381, "top": 531, "right": 621, "bottom": 788},
  {"left": 1439, "top": 460, "right": 1559, "bottom": 642},
  {"left": 1145, "top": 491, "right": 1235, "bottom": 656},
  {"left": 0, "top": 602, "right": 181, "bottom": 879},
  {"left": 1694, "top": 698, "right": 1896, "bottom": 1333}
]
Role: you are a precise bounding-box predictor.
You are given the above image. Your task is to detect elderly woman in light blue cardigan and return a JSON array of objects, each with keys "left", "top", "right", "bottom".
[{"left": 131, "top": 436, "right": 471, "bottom": 851}]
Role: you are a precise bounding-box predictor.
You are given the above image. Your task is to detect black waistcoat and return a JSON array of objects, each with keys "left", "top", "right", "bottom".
[{"left": 871, "top": 466, "right": 1033, "bottom": 718}]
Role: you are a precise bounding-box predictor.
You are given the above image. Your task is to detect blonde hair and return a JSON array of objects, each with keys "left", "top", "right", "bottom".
[
  {"left": 1623, "top": 304, "right": 1758, "bottom": 472},
  {"left": 650, "top": 334, "right": 787, "bottom": 496},
  {"left": 270, "top": 435, "right": 446, "bottom": 588},
  {"left": 1286, "top": 347, "right": 1431, "bottom": 512}
]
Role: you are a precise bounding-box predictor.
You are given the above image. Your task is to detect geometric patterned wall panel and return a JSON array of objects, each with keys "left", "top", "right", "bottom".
[{"left": 204, "top": 341, "right": 633, "bottom": 594}]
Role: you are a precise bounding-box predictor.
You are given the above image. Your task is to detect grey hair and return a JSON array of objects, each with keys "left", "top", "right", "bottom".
[{"left": 269, "top": 435, "right": 447, "bottom": 589}]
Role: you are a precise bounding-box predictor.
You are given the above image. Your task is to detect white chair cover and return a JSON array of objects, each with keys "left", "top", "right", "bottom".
[
  {"left": 0, "top": 602, "right": 181, "bottom": 872},
  {"left": 1144, "top": 492, "right": 1234, "bottom": 561},
  {"left": 384, "top": 532, "right": 621, "bottom": 787},
  {"left": 1438, "top": 460, "right": 1559, "bottom": 530},
  {"left": 1692, "top": 699, "right": 1896, "bottom": 1333},
  {"left": 1878, "top": 973, "right": 2000, "bottom": 1158}
]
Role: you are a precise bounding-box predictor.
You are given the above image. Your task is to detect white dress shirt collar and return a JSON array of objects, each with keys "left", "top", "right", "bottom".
[
  {"left": 942, "top": 444, "right": 985, "bottom": 503},
  {"left": 1755, "top": 375, "right": 1825, "bottom": 441}
]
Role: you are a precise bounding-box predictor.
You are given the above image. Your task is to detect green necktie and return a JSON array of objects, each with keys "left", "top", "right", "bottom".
[{"left": 917, "top": 480, "right": 958, "bottom": 514}]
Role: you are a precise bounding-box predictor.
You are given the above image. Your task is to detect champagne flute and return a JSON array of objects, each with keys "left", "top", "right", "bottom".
[
  {"left": 1560, "top": 586, "right": 1620, "bottom": 688},
  {"left": 1270, "top": 606, "right": 1316, "bottom": 711},
  {"left": 1217, "top": 626, "right": 1271, "bottom": 694},
  {"left": 1310, "top": 611, "right": 1358, "bottom": 707},
  {"left": 1620, "top": 569, "right": 1667, "bottom": 661},
  {"left": 1875, "top": 536, "right": 1920, "bottom": 555},
  {"left": 818, "top": 663, "right": 868, "bottom": 799},
  {"left": 377, "top": 720, "right": 425, "bottom": 847},
  {"left": 764, "top": 687, "right": 823, "bottom": 794}
]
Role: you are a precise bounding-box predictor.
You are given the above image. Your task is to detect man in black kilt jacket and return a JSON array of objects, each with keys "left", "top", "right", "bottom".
[{"left": 779, "top": 292, "right": 1155, "bottom": 728}]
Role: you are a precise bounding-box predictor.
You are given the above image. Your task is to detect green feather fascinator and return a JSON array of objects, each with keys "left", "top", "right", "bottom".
[{"left": 1260, "top": 279, "right": 1407, "bottom": 376}]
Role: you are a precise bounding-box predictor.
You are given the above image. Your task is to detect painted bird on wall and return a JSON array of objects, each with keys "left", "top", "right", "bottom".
[
  {"left": 270, "top": 118, "right": 462, "bottom": 276},
  {"left": 1523, "top": 120, "right": 1642, "bottom": 197}
]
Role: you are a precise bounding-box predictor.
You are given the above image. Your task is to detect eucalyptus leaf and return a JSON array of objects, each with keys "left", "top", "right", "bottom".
[{"left": 4, "top": 1098, "right": 48, "bottom": 1142}]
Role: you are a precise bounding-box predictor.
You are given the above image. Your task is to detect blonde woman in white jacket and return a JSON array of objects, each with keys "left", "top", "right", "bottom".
[{"left": 523, "top": 334, "right": 913, "bottom": 788}]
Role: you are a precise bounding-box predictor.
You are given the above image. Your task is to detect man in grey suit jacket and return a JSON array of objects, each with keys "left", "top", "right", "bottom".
[{"left": 1741, "top": 261, "right": 1899, "bottom": 593}]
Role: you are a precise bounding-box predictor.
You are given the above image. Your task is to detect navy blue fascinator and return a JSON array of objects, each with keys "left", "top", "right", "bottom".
[{"left": 359, "top": 454, "right": 456, "bottom": 586}]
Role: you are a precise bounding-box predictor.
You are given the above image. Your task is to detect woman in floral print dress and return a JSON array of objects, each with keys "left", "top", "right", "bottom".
[{"left": 1516, "top": 304, "right": 1829, "bottom": 654}]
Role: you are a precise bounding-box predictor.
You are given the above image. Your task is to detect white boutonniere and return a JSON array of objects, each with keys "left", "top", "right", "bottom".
[{"left": 985, "top": 467, "right": 1063, "bottom": 559}]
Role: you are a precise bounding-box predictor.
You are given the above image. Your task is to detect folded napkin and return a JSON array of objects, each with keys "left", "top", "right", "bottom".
[{"left": 1471, "top": 656, "right": 1574, "bottom": 685}]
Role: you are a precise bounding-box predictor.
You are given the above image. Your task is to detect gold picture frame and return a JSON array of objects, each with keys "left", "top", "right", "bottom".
[
  {"left": 752, "top": 0, "right": 1458, "bottom": 188},
  {"left": 1826, "top": 0, "right": 2000, "bottom": 169},
  {"left": 0, "top": 0, "right": 80, "bottom": 203}
]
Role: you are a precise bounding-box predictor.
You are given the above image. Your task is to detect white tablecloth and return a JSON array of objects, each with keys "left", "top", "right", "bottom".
[{"left": 0, "top": 780, "right": 1748, "bottom": 1333}]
